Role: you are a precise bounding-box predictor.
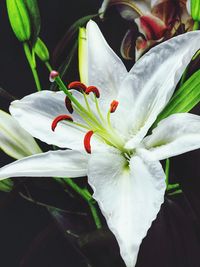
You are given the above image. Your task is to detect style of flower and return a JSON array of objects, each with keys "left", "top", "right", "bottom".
[
  {"left": 1, "top": 21, "right": 200, "bottom": 267},
  {"left": 99, "top": 0, "right": 193, "bottom": 60}
]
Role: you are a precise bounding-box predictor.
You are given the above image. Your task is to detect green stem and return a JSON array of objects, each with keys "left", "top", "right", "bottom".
[
  {"left": 88, "top": 202, "right": 102, "bottom": 229},
  {"left": 62, "top": 178, "right": 102, "bottom": 229},
  {"left": 165, "top": 158, "right": 170, "bottom": 187},
  {"left": 23, "top": 42, "right": 41, "bottom": 91},
  {"left": 193, "top": 20, "right": 199, "bottom": 31}
]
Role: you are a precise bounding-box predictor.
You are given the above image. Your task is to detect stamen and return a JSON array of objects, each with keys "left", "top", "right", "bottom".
[
  {"left": 49, "top": 70, "right": 59, "bottom": 82},
  {"left": 85, "top": 86, "right": 100, "bottom": 98},
  {"left": 51, "top": 114, "right": 73, "bottom": 131},
  {"left": 110, "top": 100, "right": 119, "bottom": 113},
  {"left": 84, "top": 130, "right": 94, "bottom": 154},
  {"left": 65, "top": 96, "right": 73, "bottom": 114},
  {"left": 68, "top": 81, "right": 87, "bottom": 92}
]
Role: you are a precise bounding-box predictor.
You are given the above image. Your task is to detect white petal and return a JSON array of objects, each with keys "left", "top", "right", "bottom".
[
  {"left": 143, "top": 113, "right": 200, "bottom": 160},
  {"left": 87, "top": 147, "right": 165, "bottom": 267},
  {"left": 123, "top": 31, "right": 200, "bottom": 149},
  {"left": 86, "top": 20, "right": 127, "bottom": 110},
  {"left": 0, "top": 149, "right": 88, "bottom": 179},
  {"left": 10, "top": 90, "right": 87, "bottom": 151},
  {"left": 0, "top": 109, "right": 41, "bottom": 159}
]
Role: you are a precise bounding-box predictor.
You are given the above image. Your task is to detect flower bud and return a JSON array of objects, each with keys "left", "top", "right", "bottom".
[
  {"left": 6, "top": 0, "right": 31, "bottom": 42},
  {"left": 34, "top": 38, "right": 49, "bottom": 62},
  {"left": 6, "top": 0, "right": 40, "bottom": 43}
]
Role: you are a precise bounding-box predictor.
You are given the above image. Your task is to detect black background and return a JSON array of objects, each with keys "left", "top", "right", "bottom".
[{"left": 0, "top": 1, "right": 200, "bottom": 267}]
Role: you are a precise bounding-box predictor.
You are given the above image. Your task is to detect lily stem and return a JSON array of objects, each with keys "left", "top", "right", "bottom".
[
  {"left": 61, "top": 178, "right": 102, "bottom": 229},
  {"left": 23, "top": 42, "right": 41, "bottom": 91},
  {"left": 165, "top": 158, "right": 170, "bottom": 187}
]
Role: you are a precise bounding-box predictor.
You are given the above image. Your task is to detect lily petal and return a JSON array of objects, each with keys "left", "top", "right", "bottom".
[
  {"left": 122, "top": 30, "right": 200, "bottom": 149},
  {"left": 0, "top": 149, "right": 88, "bottom": 179},
  {"left": 143, "top": 113, "right": 200, "bottom": 160},
  {"left": 10, "top": 91, "right": 87, "bottom": 151},
  {"left": 86, "top": 20, "right": 127, "bottom": 109},
  {"left": 0, "top": 109, "right": 41, "bottom": 159},
  {"left": 87, "top": 147, "right": 165, "bottom": 267}
]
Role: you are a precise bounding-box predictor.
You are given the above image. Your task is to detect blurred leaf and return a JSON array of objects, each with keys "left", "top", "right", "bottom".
[
  {"left": 0, "top": 179, "right": 13, "bottom": 192},
  {"left": 34, "top": 38, "right": 49, "bottom": 62},
  {"left": 53, "top": 14, "right": 98, "bottom": 64},
  {"left": 50, "top": 41, "right": 78, "bottom": 91},
  {"left": 6, "top": 0, "right": 31, "bottom": 42},
  {"left": 154, "top": 69, "right": 200, "bottom": 126}
]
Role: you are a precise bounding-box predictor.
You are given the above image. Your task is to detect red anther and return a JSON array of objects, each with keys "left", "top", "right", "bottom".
[
  {"left": 85, "top": 86, "right": 100, "bottom": 98},
  {"left": 84, "top": 130, "right": 94, "bottom": 154},
  {"left": 51, "top": 115, "right": 73, "bottom": 131},
  {"left": 110, "top": 100, "right": 119, "bottom": 113},
  {"left": 68, "top": 81, "right": 87, "bottom": 92},
  {"left": 65, "top": 96, "right": 73, "bottom": 114},
  {"left": 49, "top": 70, "right": 59, "bottom": 82}
]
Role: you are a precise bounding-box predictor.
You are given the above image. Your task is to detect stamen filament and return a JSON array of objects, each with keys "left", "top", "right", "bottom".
[{"left": 94, "top": 96, "right": 105, "bottom": 123}]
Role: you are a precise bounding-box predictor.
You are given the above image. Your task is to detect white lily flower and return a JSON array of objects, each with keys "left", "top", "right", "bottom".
[
  {"left": 1, "top": 21, "right": 200, "bottom": 266},
  {"left": 0, "top": 109, "right": 41, "bottom": 159}
]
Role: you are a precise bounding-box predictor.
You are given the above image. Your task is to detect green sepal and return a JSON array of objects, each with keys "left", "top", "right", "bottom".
[
  {"left": 154, "top": 69, "right": 200, "bottom": 126},
  {"left": 0, "top": 179, "right": 13, "bottom": 193},
  {"left": 6, "top": 0, "right": 31, "bottom": 42},
  {"left": 191, "top": 0, "right": 200, "bottom": 21},
  {"left": 34, "top": 38, "right": 49, "bottom": 62},
  {"left": 6, "top": 0, "right": 40, "bottom": 43}
]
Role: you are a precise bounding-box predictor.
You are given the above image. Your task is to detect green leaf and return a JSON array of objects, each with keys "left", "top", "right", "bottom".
[
  {"left": 191, "top": 0, "right": 200, "bottom": 21},
  {"left": 0, "top": 179, "right": 13, "bottom": 192},
  {"left": 6, "top": 0, "right": 40, "bottom": 43},
  {"left": 6, "top": 0, "right": 31, "bottom": 42},
  {"left": 154, "top": 69, "right": 200, "bottom": 126},
  {"left": 34, "top": 38, "right": 49, "bottom": 62}
]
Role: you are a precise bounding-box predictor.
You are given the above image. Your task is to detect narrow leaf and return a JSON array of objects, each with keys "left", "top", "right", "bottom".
[{"left": 154, "top": 70, "right": 200, "bottom": 126}]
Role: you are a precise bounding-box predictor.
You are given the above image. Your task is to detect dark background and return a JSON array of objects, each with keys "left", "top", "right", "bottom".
[{"left": 0, "top": 1, "right": 200, "bottom": 267}]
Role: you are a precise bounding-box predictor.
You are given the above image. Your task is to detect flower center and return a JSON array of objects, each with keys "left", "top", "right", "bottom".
[{"left": 51, "top": 78, "right": 128, "bottom": 154}]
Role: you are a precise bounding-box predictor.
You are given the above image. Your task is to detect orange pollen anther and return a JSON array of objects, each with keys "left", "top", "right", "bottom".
[
  {"left": 51, "top": 115, "right": 73, "bottom": 131},
  {"left": 85, "top": 86, "right": 100, "bottom": 98},
  {"left": 84, "top": 130, "right": 94, "bottom": 154},
  {"left": 110, "top": 100, "right": 119, "bottom": 113},
  {"left": 65, "top": 96, "right": 73, "bottom": 114},
  {"left": 49, "top": 70, "right": 59, "bottom": 82},
  {"left": 68, "top": 81, "right": 87, "bottom": 92}
]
